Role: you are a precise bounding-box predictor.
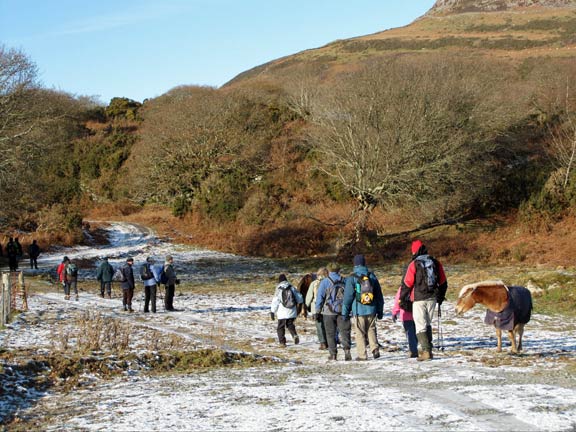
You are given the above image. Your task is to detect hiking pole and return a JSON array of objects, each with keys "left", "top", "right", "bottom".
[{"left": 437, "top": 305, "right": 445, "bottom": 351}]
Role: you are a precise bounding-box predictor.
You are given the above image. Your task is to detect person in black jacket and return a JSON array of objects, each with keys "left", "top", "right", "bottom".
[
  {"left": 28, "top": 240, "right": 41, "bottom": 269},
  {"left": 96, "top": 257, "right": 114, "bottom": 298},
  {"left": 120, "top": 257, "right": 136, "bottom": 312}
]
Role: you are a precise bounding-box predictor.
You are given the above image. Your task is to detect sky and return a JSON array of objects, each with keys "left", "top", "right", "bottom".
[{"left": 0, "top": 1, "right": 436, "bottom": 105}]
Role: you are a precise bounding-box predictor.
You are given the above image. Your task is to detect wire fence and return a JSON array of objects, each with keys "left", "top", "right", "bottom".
[{"left": 1, "top": 272, "right": 28, "bottom": 326}]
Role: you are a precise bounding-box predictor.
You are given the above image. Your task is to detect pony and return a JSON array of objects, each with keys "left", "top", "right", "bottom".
[
  {"left": 296, "top": 273, "right": 315, "bottom": 319},
  {"left": 455, "top": 280, "right": 533, "bottom": 354}
]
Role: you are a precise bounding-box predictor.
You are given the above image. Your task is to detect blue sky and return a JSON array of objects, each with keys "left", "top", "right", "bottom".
[{"left": 0, "top": 1, "right": 435, "bottom": 104}]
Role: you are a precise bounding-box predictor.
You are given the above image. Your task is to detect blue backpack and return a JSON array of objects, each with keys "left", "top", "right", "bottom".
[{"left": 325, "top": 277, "right": 345, "bottom": 314}]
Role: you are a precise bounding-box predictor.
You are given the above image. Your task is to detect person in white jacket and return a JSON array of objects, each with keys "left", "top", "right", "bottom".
[{"left": 270, "top": 274, "right": 304, "bottom": 347}]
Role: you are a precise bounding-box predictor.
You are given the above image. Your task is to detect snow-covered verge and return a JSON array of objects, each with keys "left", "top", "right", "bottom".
[{"left": 1, "top": 287, "right": 575, "bottom": 431}]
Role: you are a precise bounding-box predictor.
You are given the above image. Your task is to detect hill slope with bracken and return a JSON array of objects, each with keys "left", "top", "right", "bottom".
[{"left": 225, "top": 0, "right": 576, "bottom": 87}]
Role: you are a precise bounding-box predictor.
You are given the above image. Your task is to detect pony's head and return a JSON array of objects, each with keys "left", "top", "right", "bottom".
[{"left": 455, "top": 285, "right": 477, "bottom": 315}]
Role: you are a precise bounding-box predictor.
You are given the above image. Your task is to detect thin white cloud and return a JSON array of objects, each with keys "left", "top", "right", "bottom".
[{"left": 54, "top": 1, "right": 195, "bottom": 36}]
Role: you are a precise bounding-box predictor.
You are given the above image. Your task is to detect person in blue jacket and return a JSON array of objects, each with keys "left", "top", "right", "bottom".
[{"left": 342, "top": 254, "right": 384, "bottom": 361}]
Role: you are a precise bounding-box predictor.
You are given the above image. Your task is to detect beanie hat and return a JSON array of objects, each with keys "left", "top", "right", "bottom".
[
  {"left": 278, "top": 274, "right": 287, "bottom": 282},
  {"left": 146, "top": 256, "right": 155, "bottom": 263},
  {"left": 126, "top": 257, "right": 134, "bottom": 263},
  {"left": 353, "top": 254, "right": 366, "bottom": 266},
  {"left": 411, "top": 240, "right": 423, "bottom": 255}
]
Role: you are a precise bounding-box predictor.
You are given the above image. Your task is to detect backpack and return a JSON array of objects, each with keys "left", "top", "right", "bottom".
[
  {"left": 113, "top": 267, "right": 126, "bottom": 282},
  {"left": 66, "top": 263, "right": 78, "bottom": 277},
  {"left": 159, "top": 267, "right": 169, "bottom": 285},
  {"left": 354, "top": 273, "right": 374, "bottom": 305},
  {"left": 140, "top": 264, "right": 154, "bottom": 281},
  {"left": 415, "top": 255, "right": 438, "bottom": 294},
  {"left": 325, "top": 277, "right": 345, "bottom": 314},
  {"left": 280, "top": 285, "right": 296, "bottom": 308}
]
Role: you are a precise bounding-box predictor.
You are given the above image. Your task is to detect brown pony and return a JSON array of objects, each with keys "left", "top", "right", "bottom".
[
  {"left": 296, "top": 273, "right": 315, "bottom": 319},
  {"left": 455, "top": 280, "right": 533, "bottom": 354}
]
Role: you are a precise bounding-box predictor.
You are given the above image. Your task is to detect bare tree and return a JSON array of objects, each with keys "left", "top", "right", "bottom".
[{"left": 309, "top": 57, "right": 519, "bottom": 236}]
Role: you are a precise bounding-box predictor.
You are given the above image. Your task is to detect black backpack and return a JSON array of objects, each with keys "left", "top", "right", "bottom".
[
  {"left": 140, "top": 264, "right": 154, "bottom": 281},
  {"left": 414, "top": 255, "right": 438, "bottom": 294},
  {"left": 280, "top": 285, "right": 296, "bottom": 308},
  {"left": 354, "top": 273, "right": 375, "bottom": 305}
]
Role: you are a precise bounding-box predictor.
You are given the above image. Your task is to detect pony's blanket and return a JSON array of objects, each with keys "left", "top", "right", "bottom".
[{"left": 484, "top": 285, "right": 532, "bottom": 330}]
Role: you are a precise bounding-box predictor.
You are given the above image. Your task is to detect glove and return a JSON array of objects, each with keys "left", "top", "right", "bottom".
[
  {"left": 377, "top": 313, "right": 383, "bottom": 320},
  {"left": 270, "top": 312, "right": 275, "bottom": 321},
  {"left": 436, "top": 296, "right": 444, "bottom": 306},
  {"left": 314, "top": 313, "right": 322, "bottom": 322},
  {"left": 175, "top": 279, "right": 181, "bottom": 285},
  {"left": 392, "top": 314, "right": 398, "bottom": 323}
]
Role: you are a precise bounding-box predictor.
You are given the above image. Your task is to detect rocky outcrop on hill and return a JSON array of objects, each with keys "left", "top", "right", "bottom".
[{"left": 428, "top": 0, "right": 576, "bottom": 14}]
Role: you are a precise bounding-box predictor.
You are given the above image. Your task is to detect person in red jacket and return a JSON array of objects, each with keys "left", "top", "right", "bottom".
[
  {"left": 56, "top": 256, "right": 69, "bottom": 284},
  {"left": 399, "top": 240, "right": 447, "bottom": 361}
]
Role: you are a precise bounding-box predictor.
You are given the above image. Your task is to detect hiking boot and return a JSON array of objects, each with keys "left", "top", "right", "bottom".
[
  {"left": 128, "top": 307, "right": 134, "bottom": 313},
  {"left": 417, "top": 350, "right": 433, "bottom": 361},
  {"left": 344, "top": 350, "right": 352, "bottom": 361},
  {"left": 372, "top": 349, "right": 381, "bottom": 359},
  {"left": 409, "top": 352, "right": 418, "bottom": 358},
  {"left": 107, "top": 293, "right": 111, "bottom": 299},
  {"left": 75, "top": 295, "right": 79, "bottom": 301},
  {"left": 64, "top": 295, "right": 70, "bottom": 300},
  {"left": 328, "top": 353, "right": 337, "bottom": 361},
  {"left": 123, "top": 305, "right": 127, "bottom": 311},
  {"left": 100, "top": 293, "right": 105, "bottom": 298},
  {"left": 319, "top": 343, "right": 328, "bottom": 350},
  {"left": 294, "top": 336, "right": 300, "bottom": 345},
  {"left": 279, "top": 342, "right": 287, "bottom": 348}
]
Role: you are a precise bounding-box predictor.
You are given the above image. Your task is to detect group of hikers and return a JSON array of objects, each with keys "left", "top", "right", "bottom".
[
  {"left": 56, "top": 255, "right": 180, "bottom": 313},
  {"left": 270, "top": 240, "right": 447, "bottom": 362},
  {"left": 0, "top": 237, "right": 41, "bottom": 271}
]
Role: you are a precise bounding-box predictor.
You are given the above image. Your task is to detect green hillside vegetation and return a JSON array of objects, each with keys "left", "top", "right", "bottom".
[{"left": 1, "top": 5, "right": 576, "bottom": 263}]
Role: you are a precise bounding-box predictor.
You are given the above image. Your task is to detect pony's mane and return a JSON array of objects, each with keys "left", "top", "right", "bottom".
[{"left": 458, "top": 280, "right": 507, "bottom": 298}]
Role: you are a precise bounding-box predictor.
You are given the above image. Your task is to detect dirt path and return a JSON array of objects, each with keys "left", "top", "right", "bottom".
[{"left": 2, "top": 287, "right": 574, "bottom": 431}]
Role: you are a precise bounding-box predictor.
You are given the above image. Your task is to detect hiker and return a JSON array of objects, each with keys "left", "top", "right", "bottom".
[
  {"left": 120, "top": 257, "right": 136, "bottom": 312},
  {"left": 96, "top": 257, "right": 114, "bottom": 298},
  {"left": 399, "top": 240, "right": 448, "bottom": 361},
  {"left": 64, "top": 258, "right": 79, "bottom": 300},
  {"left": 270, "top": 274, "right": 303, "bottom": 347},
  {"left": 305, "top": 267, "right": 328, "bottom": 350},
  {"left": 6, "top": 238, "right": 17, "bottom": 271},
  {"left": 392, "top": 286, "right": 418, "bottom": 358},
  {"left": 342, "top": 254, "right": 384, "bottom": 361},
  {"left": 163, "top": 255, "right": 179, "bottom": 311},
  {"left": 14, "top": 238, "right": 23, "bottom": 269},
  {"left": 315, "top": 262, "right": 352, "bottom": 361},
  {"left": 56, "top": 256, "right": 69, "bottom": 288},
  {"left": 28, "top": 239, "right": 41, "bottom": 269},
  {"left": 141, "top": 257, "right": 158, "bottom": 313}
]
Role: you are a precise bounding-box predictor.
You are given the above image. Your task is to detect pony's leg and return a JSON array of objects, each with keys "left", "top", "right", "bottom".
[
  {"left": 496, "top": 328, "right": 502, "bottom": 352},
  {"left": 516, "top": 324, "right": 525, "bottom": 351},
  {"left": 508, "top": 330, "right": 518, "bottom": 354}
]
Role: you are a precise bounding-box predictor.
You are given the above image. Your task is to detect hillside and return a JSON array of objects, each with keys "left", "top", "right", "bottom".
[{"left": 225, "top": 1, "right": 576, "bottom": 87}]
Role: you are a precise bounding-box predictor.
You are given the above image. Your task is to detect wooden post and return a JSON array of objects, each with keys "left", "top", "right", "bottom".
[{"left": 1, "top": 273, "right": 9, "bottom": 325}]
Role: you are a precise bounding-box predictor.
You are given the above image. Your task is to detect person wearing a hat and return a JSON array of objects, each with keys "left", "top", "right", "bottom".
[
  {"left": 120, "top": 257, "right": 136, "bottom": 312},
  {"left": 315, "top": 262, "right": 352, "bottom": 361},
  {"left": 399, "top": 240, "right": 448, "bottom": 361},
  {"left": 342, "top": 254, "right": 384, "bottom": 360},
  {"left": 270, "top": 274, "right": 304, "bottom": 347},
  {"left": 163, "top": 255, "right": 179, "bottom": 311}
]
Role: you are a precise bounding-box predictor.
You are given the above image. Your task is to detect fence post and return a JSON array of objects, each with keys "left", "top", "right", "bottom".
[{"left": 1, "top": 273, "right": 9, "bottom": 325}]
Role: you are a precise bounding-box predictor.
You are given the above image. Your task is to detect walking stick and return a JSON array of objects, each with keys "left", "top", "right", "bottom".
[{"left": 437, "top": 305, "right": 445, "bottom": 351}]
